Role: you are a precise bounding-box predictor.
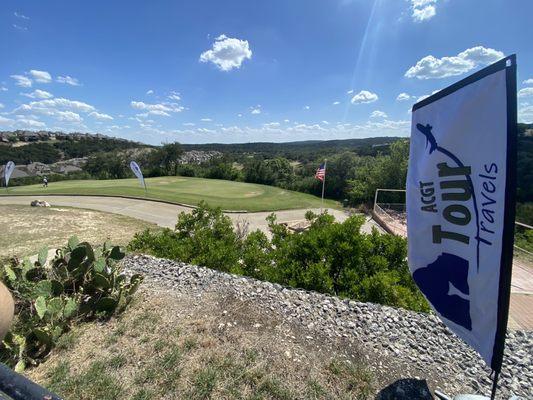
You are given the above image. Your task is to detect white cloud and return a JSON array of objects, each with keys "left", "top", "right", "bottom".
[
  {"left": 147, "top": 110, "right": 171, "bottom": 117},
  {"left": 11, "top": 74, "right": 32, "bottom": 87},
  {"left": 518, "top": 87, "right": 533, "bottom": 98},
  {"left": 332, "top": 101, "right": 340, "bottom": 105},
  {"left": 350, "top": 90, "right": 378, "bottom": 104},
  {"left": 13, "top": 24, "right": 28, "bottom": 31},
  {"left": 411, "top": 0, "right": 437, "bottom": 22},
  {"left": 200, "top": 118, "right": 212, "bottom": 122},
  {"left": 322, "top": 120, "right": 329, "bottom": 125},
  {"left": 16, "top": 118, "right": 45, "bottom": 128},
  {"left": 523, "top": 79, "right": 533, "bottom": 86},
  {"left": 21, "top": 89, "right": 53, "bottom": 99},
  {"left": 250, "top": 105, "right": 262, "bottom": 114},
  {"left": 304, "top": 105, "right": 310, "bottom": 110},
  {"left": 0, "top": 116, "right": 13, "bottom": 124},
  {"left": 168, "top": 91, "right": 181, "bottom": 101},
  {"left": 38, "top": 98, "right": 95, "bottom": 113},
  {"left": 396, "top": 92, "right": 412, "bottom": 101},
  {"left": 89, "top": 111, "right": 114, "bottom": 120},
  {"left": 56, "top": 111, "right": 82, "bottom": 122},
  {"left": 57, "top": 75, "right": 81, "bottom": 86},
  {"left": 14, "top": 98, "right": 96, "bottom": 121},
  {"left": 134, "top": 117, "right": 413, "bottom": 144},
  {"left": 370, "top": 110, "right": 388, "bottom": 119},
  {"left": 183, "top": 122, "right": 195, "bottom": 127},
  {"left": 14, "top": 12, "right": 29, "bottom": 20},
  {"left": 29, "top": 70, "right": 52, "bottom": 83},
  {"left": 130, "top": 101, "right": 183, "bottom": 115},
  {"left": 347, "top": 89, "right": 354, "bottom": 94},
  {"left": 412, "top": 5, "right": 436, "bottom": 21},
  {"left": 146, "top": 89, "right": 154, "bottom": 95},
  {"left": 519, "top": 105, "right": 533, "bottom": 123},
  {"left": 405, "top": 46, "right": 504, "bottom": 79},
  {"left": 131, "top": 101, "right": 168, "bottom": 111},
  {"left": 199, "top": 34, "right": 252, "bottom": 71},
  {"left": 0, "top": 103, "right": 4, "bottom": 109},
  {"left": 0, "top": 87, "right": 7, "bottom": 92}
]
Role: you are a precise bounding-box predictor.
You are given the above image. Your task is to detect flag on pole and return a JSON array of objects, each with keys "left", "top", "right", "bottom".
[
  {"left": 315, "top": 163, "right": 326, "bottom": 181},
  {"left": 406, "top": 54, "right": 517, "bottom": 386},
  {"left": 129, "top": 161, "right": 146, "bottom": 192},
  {"left": 3, "top": 161, "right": 15, "bottom": 188}
]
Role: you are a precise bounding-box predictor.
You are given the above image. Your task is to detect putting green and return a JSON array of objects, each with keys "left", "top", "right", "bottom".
[{"left": 2, "top": 177, "right": 340, "bottom": 212}]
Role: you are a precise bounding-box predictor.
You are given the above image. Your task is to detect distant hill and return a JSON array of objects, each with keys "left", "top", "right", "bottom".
[
  {"left": 182, "top": 136, "right": 403, "bottom": 158},
  {"left": 0, "top": 130, "right": 149, "bottom": 165}
]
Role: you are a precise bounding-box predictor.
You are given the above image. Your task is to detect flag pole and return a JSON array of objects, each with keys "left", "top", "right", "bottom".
[
  {"left": 321, "top": 159, "right": 327, "bottom": 212},
  {"left": 490, "top": 370, "right": 500, "bottom": 400}
]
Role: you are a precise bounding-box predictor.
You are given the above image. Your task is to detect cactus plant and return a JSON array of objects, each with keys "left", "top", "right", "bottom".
[{"left": 0, "top": 236, "right": 142, "bottom": 370}]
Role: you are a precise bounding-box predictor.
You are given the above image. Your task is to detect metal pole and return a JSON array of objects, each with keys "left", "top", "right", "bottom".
[
  {"left": 321, "top": 159, "right": 326, "bottom": 212},
  {"left": 0, "top": 363, "right": 62, "bottom": 400},
  {"left": 490, "top": 370, "right": 500, "bottom": 400}
]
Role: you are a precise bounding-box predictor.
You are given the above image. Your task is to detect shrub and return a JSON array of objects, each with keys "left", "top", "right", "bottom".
[
  {"left": 129, "top": 202, "right": 429, "bottom": 313},
  {"left": 130, "top": 201, "right": 240, "bottom": 272},
  {"left": 0, "top": 238, "right": 142, "bottom": 371}
]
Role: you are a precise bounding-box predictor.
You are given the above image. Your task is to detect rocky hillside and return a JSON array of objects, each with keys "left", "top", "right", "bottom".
[
  {"left": 0, "top": 130, "right": 133, "bottom": 145},
  {"left": 121, "top": 255, "right": 532, "bottom": 398}
]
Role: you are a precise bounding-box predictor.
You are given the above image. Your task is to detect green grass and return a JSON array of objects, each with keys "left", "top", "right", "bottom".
[{"left": 2, "top": 176, "right": 340, "bottom": 212}]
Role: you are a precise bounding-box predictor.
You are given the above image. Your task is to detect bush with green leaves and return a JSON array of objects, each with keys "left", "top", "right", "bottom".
[
  {"left": 129, "top": 202, "right": 429, "bottom": 313},
  {"left": 129, "top": 201, "right": 239, "bottom": 272},
  {"left": 0, "top": 237, "right": 142, "bottom": 371}
]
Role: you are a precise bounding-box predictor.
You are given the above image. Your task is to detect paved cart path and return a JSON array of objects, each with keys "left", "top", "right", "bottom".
[{"left": 0, "top": 195, "right": 382, "bottom": 236}]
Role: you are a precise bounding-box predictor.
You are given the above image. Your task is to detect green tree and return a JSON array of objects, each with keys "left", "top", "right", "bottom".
[
  {"left": 347, "top": 140, "right": 409, "bottom": 205},
  {"left": 152, "top": 142, "right": 183, "bottom": 176},
  {"left": 84, "top": 152, "right": 129, "bottom": 179}
]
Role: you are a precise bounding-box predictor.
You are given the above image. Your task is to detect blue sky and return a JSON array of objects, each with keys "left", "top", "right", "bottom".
[{"left": 1, "top": 0, "right": 532, "bottom": 144}]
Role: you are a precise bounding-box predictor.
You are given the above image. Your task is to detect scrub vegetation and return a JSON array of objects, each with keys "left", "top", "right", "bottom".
[{"left": 129, "top": 202, "right": 429, "bottom": 313}]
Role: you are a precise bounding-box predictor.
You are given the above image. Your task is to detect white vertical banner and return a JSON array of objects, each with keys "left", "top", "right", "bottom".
[
  {"left": 407, "top": 55, "right": 517, "bottom": 374},
  {"left": 4, "top": 161, "right": 15, "bottom": 188},
  {"left": 129, "top": 161, "right": 146, "bottom": 191}
]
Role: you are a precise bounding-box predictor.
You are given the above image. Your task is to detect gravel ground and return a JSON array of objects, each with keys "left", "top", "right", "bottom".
[{"left": 123, "top": 255, "right": 532, "bottom": 399}]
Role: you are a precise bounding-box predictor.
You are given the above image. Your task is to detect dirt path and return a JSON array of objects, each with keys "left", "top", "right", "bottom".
[{"left": 0, "top": 195, "right": 382, "bottom": 235}]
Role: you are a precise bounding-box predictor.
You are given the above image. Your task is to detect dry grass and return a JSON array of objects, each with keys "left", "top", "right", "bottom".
[
  {"left": 26, "top": 287, "right": 375, "bottom": 400},
  {"left": 0, "top": 205, "right": 158, "bottom": 258}
]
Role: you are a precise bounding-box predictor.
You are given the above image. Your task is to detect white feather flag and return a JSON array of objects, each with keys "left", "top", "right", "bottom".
[
  {"left": 3, "top": 161, "right": 15, "bottom": 188},
  {"left": 129, "top": 161, "right": 146, "bottom": 190}
]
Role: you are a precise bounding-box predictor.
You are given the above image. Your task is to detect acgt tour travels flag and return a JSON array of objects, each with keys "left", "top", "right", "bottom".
[
  {"left": 3, "top": 161, "right": 15, "bottom": 188},
  {"left": 406, "top": 55, "right": 517, "bottom": 379},
  {"left": 129, "top": 161, "right": 146, "bottom": 191}
]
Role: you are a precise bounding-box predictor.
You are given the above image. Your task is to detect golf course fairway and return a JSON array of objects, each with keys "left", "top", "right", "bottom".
[{"left": 2, "top": 177, "right": 340, "bottom": 212}]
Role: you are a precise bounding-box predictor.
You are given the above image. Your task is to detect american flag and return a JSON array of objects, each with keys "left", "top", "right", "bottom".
[{"left": 315, "top": 162, "right": 326, "bottom": 181}]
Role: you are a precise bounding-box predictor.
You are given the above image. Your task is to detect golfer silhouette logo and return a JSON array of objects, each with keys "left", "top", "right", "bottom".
[
  {"left": 413, "top": 253, "right": 472, "bottom": 330},
  {"left": 412, "top": 123, "right": 477, "bottom": 331}
]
